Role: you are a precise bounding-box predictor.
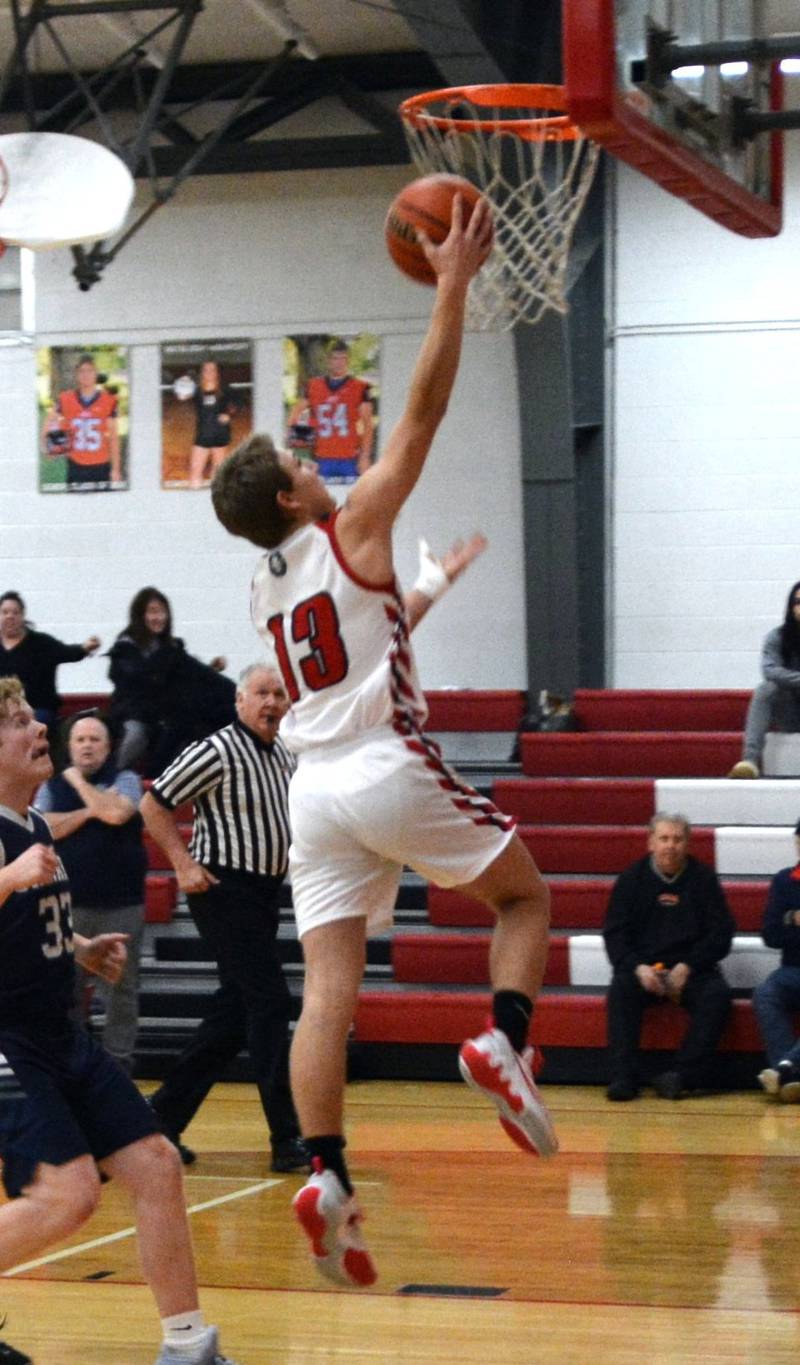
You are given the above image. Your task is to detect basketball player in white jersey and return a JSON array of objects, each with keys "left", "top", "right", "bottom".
[{"left": 211, "top": 195, "right": 556, "bottom": 1289}]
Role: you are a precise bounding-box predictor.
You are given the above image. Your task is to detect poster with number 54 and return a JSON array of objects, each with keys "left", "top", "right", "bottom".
[{"left": 283, "top": 333, "right": 380, "bottom": 487}]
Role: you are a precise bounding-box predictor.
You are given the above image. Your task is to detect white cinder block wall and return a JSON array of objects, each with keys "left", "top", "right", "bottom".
[
  {"left": 0, "top": 165, "right": 526, "bottom": 696},
  {"left": 611, "top": 78, "right": 800, "bottom": 688}
]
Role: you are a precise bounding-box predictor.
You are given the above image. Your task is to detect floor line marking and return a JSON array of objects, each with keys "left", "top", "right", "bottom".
[{"left": 3, "top": 1178, "right": 281, "bottom": 1277}]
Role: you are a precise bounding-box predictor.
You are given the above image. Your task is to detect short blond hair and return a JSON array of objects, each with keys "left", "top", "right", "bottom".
[{"left": 0, "top": 677, "right": 26, "bottom": 723}]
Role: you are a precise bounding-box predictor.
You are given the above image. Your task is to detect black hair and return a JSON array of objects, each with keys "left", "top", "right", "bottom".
[
  {"left": 0, "top": 591, "right": 32, "bottom": 627},
  {"left": 780, "top": 581, "right": 800, "bottom": 667},
  {"left": 122, "top": 587, "right": 174, "bottom": 649}
]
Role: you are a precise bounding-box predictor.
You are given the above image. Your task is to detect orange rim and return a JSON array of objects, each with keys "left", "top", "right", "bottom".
[{"left": 399, "top": 84, "right": 582, "bottom": 144}]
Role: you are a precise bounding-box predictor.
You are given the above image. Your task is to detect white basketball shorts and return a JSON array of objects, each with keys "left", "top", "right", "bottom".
[{"left": 288, "top": 724, "right": 516, "bottom": 939}]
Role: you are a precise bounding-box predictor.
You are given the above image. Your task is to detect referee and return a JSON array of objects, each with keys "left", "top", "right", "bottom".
[{"left": 140, "top": 662, "right": 307, "bottom": 1173}]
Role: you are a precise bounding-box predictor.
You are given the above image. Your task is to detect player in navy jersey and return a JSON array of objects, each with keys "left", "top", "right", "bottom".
[
  {"left": 0, "top": 678, "right": 237, "bottom": 1365},
  {"left": 212, "top": 197, "right": 557, "bottom": 1290}
]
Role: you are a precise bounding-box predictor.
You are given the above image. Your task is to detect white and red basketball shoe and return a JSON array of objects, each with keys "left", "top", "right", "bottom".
[
  {"left": 458, "top": 1027, "right": 559, "bottom": 1157},
  {"left": 292, "top": 1160, "right": 378, "bottom": 1287}
]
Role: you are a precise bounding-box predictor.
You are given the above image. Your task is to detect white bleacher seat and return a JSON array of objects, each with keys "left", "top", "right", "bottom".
[
  {"left": 656, "top": 778, "right": 800, "bottom": 827},
  {"left": 720, "top": 941, "right": 781, "bottom": 990},
  {"left": 427, "top": 732, "right": 515, "bottom": 762},
  {"left": 763, "top": 733, "right": 800, "bottom": 777},
  {"left": 567, "top": 934, "right": 780, "bottom": 990},
  {"left": 714, "top": 827, "right": 796, "bottom": 876}
]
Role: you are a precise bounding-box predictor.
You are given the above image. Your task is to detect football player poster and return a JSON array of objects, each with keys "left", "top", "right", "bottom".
[
  {"left": 37, "top": 345, "right": 129, "bottom": 493},
  {"left": 283, "top": 333, "right": 380, "bottom": 486},
  {"left": 160, "top": 339, "right": 253, "bottom": 489}
]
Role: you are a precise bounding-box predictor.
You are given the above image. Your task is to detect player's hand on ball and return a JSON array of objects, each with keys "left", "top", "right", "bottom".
[{"left": 418, "top": 193, "right": 494, "bottom": 282}]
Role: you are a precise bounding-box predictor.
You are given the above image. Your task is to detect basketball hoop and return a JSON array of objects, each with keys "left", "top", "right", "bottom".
[{"left": 399, "top": 84, "right": 600, "bottom": 330}]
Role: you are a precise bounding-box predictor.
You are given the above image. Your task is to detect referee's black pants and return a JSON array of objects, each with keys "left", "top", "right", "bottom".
[
  {"left": 607, "top": 967, "right": 732, "bottom": 1088},
  {"left": 150, "top": 871, "right": 299, "bottom": 1148}
]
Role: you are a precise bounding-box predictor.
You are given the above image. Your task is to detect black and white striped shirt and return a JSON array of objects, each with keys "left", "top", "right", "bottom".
[{"left": 150, "top": 720, "right": 295, "bottom": 878}]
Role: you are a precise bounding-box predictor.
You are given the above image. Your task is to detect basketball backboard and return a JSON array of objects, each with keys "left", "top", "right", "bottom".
[
  {"left": 563, "top": 0, "right": 784, "bottom": 236},
  {"left": 0, "top": 133, "right": 134, "bottom": 249}
]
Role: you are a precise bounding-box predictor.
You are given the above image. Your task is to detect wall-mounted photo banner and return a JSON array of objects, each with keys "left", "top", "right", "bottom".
[
  {"left": 283, "top": 333, "right": 380, "bottom": 485},
  {"left": 161, "top": 340, "right": 253, "bottom": 489},
  {"left": 38, "top": 344, "right": 129, "bottom": 493}
]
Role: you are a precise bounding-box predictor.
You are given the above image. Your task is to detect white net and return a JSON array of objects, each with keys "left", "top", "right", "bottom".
[{"left": 400, "top": 87, "right": 600, "bottom": 331}]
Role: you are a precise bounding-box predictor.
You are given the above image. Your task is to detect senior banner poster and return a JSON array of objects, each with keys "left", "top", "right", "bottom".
[
  {"left": 283, "top": 333, "right": 380, "bottom": 485},
  {"left": 161, "top": 340, "right": 253, "bottom": 489},
  {"left": 37, "top": 345, "right": 130, "bottom": 492}
]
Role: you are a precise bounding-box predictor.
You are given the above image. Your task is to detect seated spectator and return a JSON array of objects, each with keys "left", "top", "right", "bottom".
[
  {"left": 729, "top": 580, "right": 800, "bottom": 778},
  {"left": 753, "top": 820, "right": 800, "bottom": 1102},
  {"left": 107, "top": 586, "right": 235, "bottom": 775},
  {"left": 35, "top": 713, "right": 147, "bottom": 1073},
  {"left": 603, "top": 812, "right": 735, "bottom": 1101},
  {"left": 0, "top": 590, "right": 100, "bottom": 731}
]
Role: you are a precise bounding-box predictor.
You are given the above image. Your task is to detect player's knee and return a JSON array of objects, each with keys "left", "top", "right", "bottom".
[
  {"left": 494, "top": 873, "right": 551, "bottom": 926},
  {"left": 301, "top": 985, "right": 357, "bottom": 1035},
  {"left": 141, "top": 1132, "right": 184, "bottom": 1188},
  {"left": 38, "top": 1163, "right": 102, "bottom": 1235}
]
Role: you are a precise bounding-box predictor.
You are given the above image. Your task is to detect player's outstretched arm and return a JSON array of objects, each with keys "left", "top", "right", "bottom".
[{"left": 338, "top": 196, "right": 493, "bottom": 562}]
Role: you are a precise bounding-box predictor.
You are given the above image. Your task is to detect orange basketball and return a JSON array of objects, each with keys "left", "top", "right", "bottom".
[{"left": 384, "top": 173, "right": 482, "bottom": 286}]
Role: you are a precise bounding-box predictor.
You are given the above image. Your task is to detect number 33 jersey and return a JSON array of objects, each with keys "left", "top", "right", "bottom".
[
  {"left": 0, "top": 807, "right": 74, "bottom": 1028},
  {"left": 250, "top": 510, "right": 428, "bottom": 753}
]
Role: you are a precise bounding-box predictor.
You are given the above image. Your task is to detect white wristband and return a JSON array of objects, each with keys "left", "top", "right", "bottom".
[{"left": 413, "top": 538, "right": 450, "bottom": 603}]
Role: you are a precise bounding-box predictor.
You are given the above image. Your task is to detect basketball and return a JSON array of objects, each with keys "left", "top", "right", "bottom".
[
  {"left": 384, "top": 174, "right": 482, "bottom": 286},
  {"left": 173, "top": 374, "right": 196, "bottom": 401}
]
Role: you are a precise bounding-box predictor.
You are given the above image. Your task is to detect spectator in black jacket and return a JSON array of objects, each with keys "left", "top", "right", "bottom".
[
  {"left": 107, "top": 586, "right": 234, "bottom": 775},
  {"left": 0, "top": 590, "right": 100, "bottom": 730},
  {"left": 603, "top": 812, "right": 734, "bottom": 1102},
  {"left": 753, "top": 820, "right": 800, "bottom": 1102}
]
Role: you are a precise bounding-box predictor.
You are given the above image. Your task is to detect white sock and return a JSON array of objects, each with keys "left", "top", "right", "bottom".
[{"left": 162, "top": 1309, "right": 207, "bottom": 1351}]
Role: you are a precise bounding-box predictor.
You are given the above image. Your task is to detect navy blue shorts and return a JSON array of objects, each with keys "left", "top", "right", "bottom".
[{"left": 0, "top": 1022, "right": 159, "bottom": 1198}]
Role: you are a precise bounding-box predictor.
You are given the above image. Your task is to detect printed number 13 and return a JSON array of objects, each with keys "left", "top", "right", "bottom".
[{"left": 267, "top": 592, "right": 348, "bottom": 702}]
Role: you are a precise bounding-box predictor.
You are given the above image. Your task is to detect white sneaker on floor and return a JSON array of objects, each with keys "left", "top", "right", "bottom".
[
  {"left": 759, "top": 1060, "right": 800, "bottom": 1103},
  {"left": 155, "top": 1325, "right": 238, "bottom": 1365},
  {"left": 293, "top": 1160, "right": 378, "bottom": 1287},
  {"left": 459, "top": 1028, "right": 559, "bottom": 1157}
]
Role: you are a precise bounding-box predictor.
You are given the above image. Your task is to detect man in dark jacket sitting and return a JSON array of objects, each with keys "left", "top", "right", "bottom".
[{"left": 603, "top": 812, "right": 735, "bottom": 1102}]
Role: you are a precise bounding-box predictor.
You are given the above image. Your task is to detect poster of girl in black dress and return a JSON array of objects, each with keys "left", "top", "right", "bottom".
[{"left": 160, "top": 340, "right": 253, "bottom": 489}]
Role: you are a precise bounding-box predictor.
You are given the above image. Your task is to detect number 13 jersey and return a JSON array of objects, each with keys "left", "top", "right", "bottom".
[{"left": 250, "top": 510, "right": 428, "bottom": 753}]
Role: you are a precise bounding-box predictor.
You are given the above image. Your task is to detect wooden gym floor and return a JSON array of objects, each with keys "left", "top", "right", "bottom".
[{"left": 2, "top": 1079, "right": 799, "bottom": 1363}]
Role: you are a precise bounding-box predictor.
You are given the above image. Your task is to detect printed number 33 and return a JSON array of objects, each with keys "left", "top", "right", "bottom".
[{"left": 39, "top": 891, "right": 74, "bottom": 960}]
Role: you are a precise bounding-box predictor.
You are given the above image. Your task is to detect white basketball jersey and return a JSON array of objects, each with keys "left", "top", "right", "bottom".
[{"left": 250, "top": 511, "right": 428, "bottom": 753}]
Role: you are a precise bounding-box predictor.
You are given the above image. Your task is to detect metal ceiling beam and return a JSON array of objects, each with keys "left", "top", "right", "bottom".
[
  {"left": 148, "top": 132, "right": 409, "bottom": 175},
  {"left": 0, "top": 2, "right": 427, "bottom": 288},
  {"left": 0, "top": 51, "right": 443, "bottom": 117}
]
